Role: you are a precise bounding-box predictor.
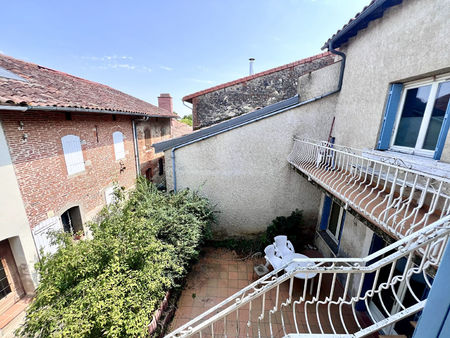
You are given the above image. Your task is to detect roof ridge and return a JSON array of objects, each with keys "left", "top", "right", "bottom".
[{"left": 182, "top": 51, "right": 333, "bottom": 102}]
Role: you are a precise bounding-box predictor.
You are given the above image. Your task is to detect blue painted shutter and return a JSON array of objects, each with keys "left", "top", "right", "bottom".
[
  {"left": 320, "top": 196, "right": 332, "bottom": 230},
  {"left": 433, "top": 99, "right": 450, "bottom": 160},
  {"left": 337, "top": 211, "right": 346, "bottom": 243},
  {"left": 377, "top": 83, "right": 403, "bottom": 150}
]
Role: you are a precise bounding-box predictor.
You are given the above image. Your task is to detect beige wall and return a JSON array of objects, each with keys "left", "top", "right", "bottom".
[
  {"left": 333, "top": 0, "right": 450, "bottom": 161},
  {"left": 165, "top": 63, "right": 341, "bottom": 236},
  {"left": 0, "top": 121, "right": 38, "bottom": 294}
]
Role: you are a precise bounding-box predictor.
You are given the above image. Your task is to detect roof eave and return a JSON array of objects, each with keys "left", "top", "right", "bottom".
[
  {"left": 0, "top": 104, "right": 176, "bottom": 118},
  {"left": 322, "top": 0, "right": 403, "bottom": 50}
]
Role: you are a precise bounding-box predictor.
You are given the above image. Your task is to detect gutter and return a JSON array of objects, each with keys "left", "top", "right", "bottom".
[
  {"left": 169, "top": 46, "right": 346, "bottom": 192},
  {"left": 0, "top": 104, "right": 175, "bottom": 119},
  {"left": 0, "top": 104, "right": 171, "bottom": 179}
]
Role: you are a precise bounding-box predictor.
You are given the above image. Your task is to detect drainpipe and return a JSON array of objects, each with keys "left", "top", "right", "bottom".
[
  {"left": 170, "top": 46, "right": 346, "bottom": 192},
  {"left": 131, "top": 117, "right": 149, "bottom": 178}
]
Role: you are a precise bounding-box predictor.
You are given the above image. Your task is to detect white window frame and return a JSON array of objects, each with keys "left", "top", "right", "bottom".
[
  {"left": 390, "top": 73, "right": 450, "bottom": 157},
  {"left": 61, "top": 134, "right": 85, "bottom": 175},
  {"left": 113, "top": 131, "right": 125, "bottom": 160},
  {"left": 325, "top": 201, "right": 344, "bottom": 244}
]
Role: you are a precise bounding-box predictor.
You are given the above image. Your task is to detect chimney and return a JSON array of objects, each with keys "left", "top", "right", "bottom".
[
  {"left": 158, "top": 93, "right": 173, "bottom": 114},
  {"left": 249, "top": 58, "right": 255, "bottom": 75}
]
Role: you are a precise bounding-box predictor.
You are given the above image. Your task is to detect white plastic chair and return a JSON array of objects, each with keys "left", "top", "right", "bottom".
[
  {"left": 274, "top": 235, "right": 295, "bottom": 259},
  {"left": 264, "top": 244, "right": 283, "bottom": 270}
]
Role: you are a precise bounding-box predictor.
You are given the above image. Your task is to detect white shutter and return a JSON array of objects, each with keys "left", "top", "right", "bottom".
[
  {"left": 32, "top": 217, "right": 63, "bottom": 257},
  {"left": 113, "top": 131, "right": 125, "bottom": 160},
  {"left": 61, "top": 135, "right": 85, "bottom": 175},
  {"left": 105, "top": 186, "right": 116, "bottom": 205}
]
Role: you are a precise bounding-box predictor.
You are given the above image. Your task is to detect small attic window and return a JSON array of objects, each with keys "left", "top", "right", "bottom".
[{"left": 0, "top": 67, "right": 27, "bottom": 82}]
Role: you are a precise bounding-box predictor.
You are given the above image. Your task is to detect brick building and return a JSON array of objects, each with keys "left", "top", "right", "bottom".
[
  {"left": 0, "top": 54, "right": 176, "bottom": 327},
  {"left": 183, "top": 52, "right": 335, "bottom": 130}
]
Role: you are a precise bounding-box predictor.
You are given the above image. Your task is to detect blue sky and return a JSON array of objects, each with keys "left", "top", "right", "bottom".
[{"left": 2, "top": 0, "right": 370, "bottom": 117}]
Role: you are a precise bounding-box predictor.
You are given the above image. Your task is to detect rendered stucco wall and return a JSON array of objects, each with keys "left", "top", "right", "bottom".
[
  {"left": 0, "top": 121, "right": 38, "bottom": 293},
  {"left": 333, "top": 0, "right": 450, "bottom": 161},
  {"left": 165, "top": 63, "right": 341, "bottom": 236}
]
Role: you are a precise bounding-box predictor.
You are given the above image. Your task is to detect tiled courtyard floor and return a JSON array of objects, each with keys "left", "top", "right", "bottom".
[{"left": 169, "top": 247, "right": 375, "bottom": 337}]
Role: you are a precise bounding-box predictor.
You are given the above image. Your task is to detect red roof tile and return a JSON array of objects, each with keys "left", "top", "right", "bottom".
[
  {"left": 182, "top": 51, "right": 333, "bottom": 102},
  {"left": 0, "top": 54, "right": 176, "bottom": 118},
  {"left": 171, "top": 119, "right": 193, "bottom": 138}
]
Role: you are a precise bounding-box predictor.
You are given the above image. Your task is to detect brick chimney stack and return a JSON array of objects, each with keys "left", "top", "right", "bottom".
[{"left": 158, "top": 93, "right": 173, "bottom": 114}]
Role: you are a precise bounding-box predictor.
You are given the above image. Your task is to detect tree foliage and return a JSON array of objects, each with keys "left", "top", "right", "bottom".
[
  {"left": 180, "top": 114, "right": 193, "bottom": 126},
  {"left": 20, "top": 178, "right": 213, "bottom": 337}
]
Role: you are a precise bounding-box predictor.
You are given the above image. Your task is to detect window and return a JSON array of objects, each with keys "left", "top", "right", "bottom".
[
  {"left": 158, "top": 158, "right": 164, "bottom": 176},
  {"left": 113, "top": 131, "right": 125, "bottom": 160},
  {"left": 144, "top": 128, "right": 151, "bottom": 149},
  {"left": 319, "top": 196, "right": 345, "bottom": 254},
  {"left": 378, "top": 74, "right": 450, "bottom": 159},
  {"left": 61, "top": 135, "right": 85, "bottom": 175},
  {"left": 61, "top": 206, "right": 83, "bottom": 235},
  {"left": 0, "top": 261, "right": 11, "bottom": 300}
]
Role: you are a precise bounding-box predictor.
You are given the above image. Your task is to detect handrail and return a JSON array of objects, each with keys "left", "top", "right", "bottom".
[
  {"left": 287, "top": 139, "right": 450, "bottom": 239},
  {"left": 166, "top": 216, "right": 450, "bottom": 337}
]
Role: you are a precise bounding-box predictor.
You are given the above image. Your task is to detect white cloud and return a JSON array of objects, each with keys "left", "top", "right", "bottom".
[
  {"left": 81, "top": 55, "right": 133, "bottom": 61},
  {"left": 190, "top": 78, "right": 214, "bottom": 84},
  {"left": 160, "top": 65, "right": 173, "bottom": 71},
  {"left": 0, "top": 50, "right": 4, "bottom": 54},
  {"left": 110, "top": 63, "right": 136, "bottom": 70}
]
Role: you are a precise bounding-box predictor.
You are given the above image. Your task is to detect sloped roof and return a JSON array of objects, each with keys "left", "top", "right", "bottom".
[
  {"left": 182, "top": 51, "right": 332, "bottom": 103},
  {"left": 0, "top": 54, "right": 177, "bottom": 118},
  {"left": 154, "top": 95, "right": 300, "bottom": 153},
  {"left": 322, "top": 0, "right": 403, "bottom": 49},
  {"left": 171, "top": 119, "right": 193, "bottom": 138}
]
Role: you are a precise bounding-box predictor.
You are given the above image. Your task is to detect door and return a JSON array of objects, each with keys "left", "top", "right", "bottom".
[{"left": 0, "top": 240, "right": 24, "bottom": 315}]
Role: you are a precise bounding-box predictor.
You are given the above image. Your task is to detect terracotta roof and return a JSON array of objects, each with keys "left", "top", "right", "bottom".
[
  {"left": 322, "top": 0, "right": 403, "bottom": 49},
  {"left": 0, "top": 54, "right": 177, "bottom": 118},
  {"left": 171, "top": 119, "right": 193, "bottom": 138},
  {"left": 182, "top": 51, "right": 333, "bottom": 103}
]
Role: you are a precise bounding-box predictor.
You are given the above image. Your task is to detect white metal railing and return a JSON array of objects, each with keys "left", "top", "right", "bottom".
[
  {"left": 166, "top": 216, "right": 450, "bottom": 337},
  {"left": 287, "top": 139, "right": 450, "bottom": 239}
]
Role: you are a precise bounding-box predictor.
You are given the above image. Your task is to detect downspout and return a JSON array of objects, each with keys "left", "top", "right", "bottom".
[
  {"left": 170, "top": 45, "right": 346, "bottom": 192},
  {"left": 132, "top": 117, "right": 149, "bottom": 178}
]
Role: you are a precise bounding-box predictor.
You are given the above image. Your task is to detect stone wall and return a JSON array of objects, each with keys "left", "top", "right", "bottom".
[{"left": 191, "top": 53, "right": 335, "bottom": 129}]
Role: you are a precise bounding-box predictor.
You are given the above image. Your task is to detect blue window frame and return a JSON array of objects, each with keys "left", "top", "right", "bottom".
[
  {"left": 319, "top": 196, "right": 345, "bottom": 254},
  {"left": 378, "top": 75, "right": 450, "bottom": 160}
]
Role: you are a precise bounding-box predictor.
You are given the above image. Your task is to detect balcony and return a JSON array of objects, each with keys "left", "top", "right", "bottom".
[
  {"left": 287, "top": 139, "right": 450, "bottom": 239},
  {"left": 167, "top": 217, "right": 450, "bottom": 337}
]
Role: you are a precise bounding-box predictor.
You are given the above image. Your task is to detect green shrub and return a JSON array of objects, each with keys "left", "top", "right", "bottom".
[
  {"left": 263, "top": 209, "right": 314, "bottom": 251},
  {"left": 20, "top": 178, "right": 213, "bottom": 337},
  {"left": 210, "top": 210, "right": 313, "bottom": 255}
]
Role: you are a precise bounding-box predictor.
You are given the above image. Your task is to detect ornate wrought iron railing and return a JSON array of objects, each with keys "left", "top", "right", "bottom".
[
  {"left": 166, "top": 216, "right": 450, "bottom": 337},
  {"left": 287, "top": 138, "right": 450, "bottom": 239}
]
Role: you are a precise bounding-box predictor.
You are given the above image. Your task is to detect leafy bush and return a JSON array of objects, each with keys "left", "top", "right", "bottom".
[
  {"left": 20, "top": 178, "right": 213, "bottom": 337},
  {"left": 210, "top": 210, "right": 313, "bottom": 255},
  {"left": 263, "top": 209, "right": 314, "bottom": 251}
]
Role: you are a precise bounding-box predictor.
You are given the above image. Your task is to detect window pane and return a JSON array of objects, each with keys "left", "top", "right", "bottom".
[
  {"left": 423, "top": 81, "right": 450, "bottom": 150},
  {"left": 394, "top": 85, "right": 431, "bottom": 148},
  {"left": 328, "top": 202, "right": 340, "bottom": 237},
  {"left": 0, "top": 261, "right": 11, "bottom": 299}
]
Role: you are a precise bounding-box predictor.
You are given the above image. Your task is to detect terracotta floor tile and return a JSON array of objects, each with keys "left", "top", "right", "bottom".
[
  {"left": 228, "top": 271, "right": 238, "bottom": 280},
  {"left": 228, "top": 279, "right": 238, "bottom": 288},
  {"left": 169, "top": 247, "right": 370, "bottom": 337}
]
